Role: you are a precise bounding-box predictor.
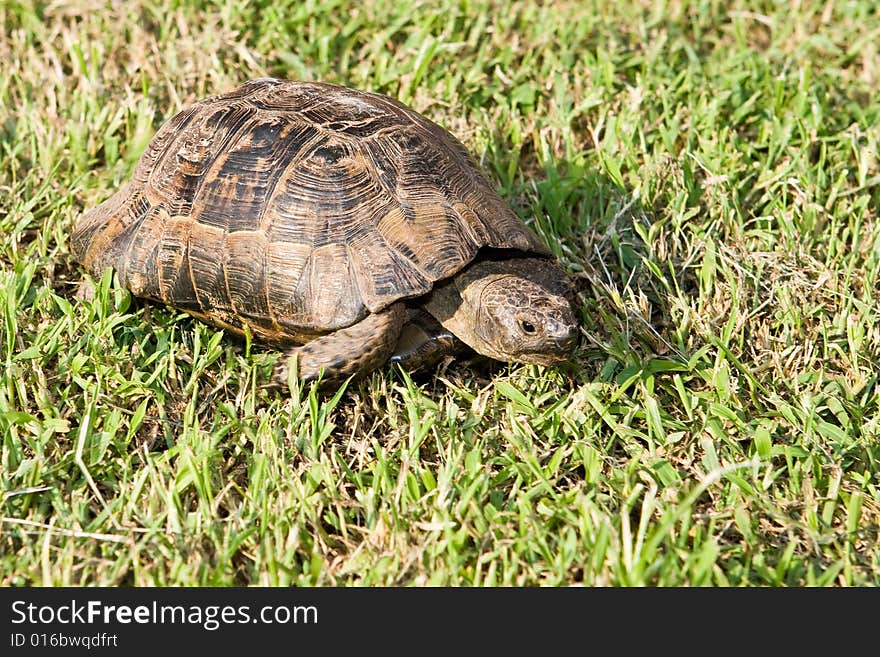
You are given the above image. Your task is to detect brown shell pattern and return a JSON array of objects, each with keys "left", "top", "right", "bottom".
[{"left": 72, "top": 78, "right": 550, "bottom": 341}]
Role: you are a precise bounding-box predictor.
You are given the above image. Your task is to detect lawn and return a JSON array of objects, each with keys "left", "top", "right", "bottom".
[{"left": 1, "top": 0, "right": 878, "bottom": 586}]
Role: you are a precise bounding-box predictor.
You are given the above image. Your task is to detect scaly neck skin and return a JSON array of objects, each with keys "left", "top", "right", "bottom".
[{"left": 422, "top": 267, "right": 497, "bottom": 356}]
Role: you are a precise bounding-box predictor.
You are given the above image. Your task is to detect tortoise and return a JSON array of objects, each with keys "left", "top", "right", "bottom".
[{"left": 71, "top": 78, "right": 579, "bottom": 386}]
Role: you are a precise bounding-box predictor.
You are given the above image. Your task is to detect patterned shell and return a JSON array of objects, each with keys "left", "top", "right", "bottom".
[{"left": 72, "top": 78, "right": 550, "bottom": 341}]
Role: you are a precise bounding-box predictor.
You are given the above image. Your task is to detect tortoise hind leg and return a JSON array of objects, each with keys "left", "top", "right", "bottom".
[{"left": 273, "top": 302, "right": 406, "bottom": 387}]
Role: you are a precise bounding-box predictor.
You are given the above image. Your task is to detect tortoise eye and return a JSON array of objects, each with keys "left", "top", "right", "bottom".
[{"left": 520, "top": 320, "right": 537, "bottom": 335}]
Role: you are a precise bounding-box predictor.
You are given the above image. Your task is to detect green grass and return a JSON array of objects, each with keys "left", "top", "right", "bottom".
[{"left": 2, "top": 0, "right": 879, "bottom": 586}]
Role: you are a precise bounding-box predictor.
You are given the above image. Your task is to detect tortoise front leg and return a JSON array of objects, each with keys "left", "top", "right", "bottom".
[
  {"left": 274, "top": 302, "right": 406, "bottom": 387},
  {"left": 390, "top": 310, "right": 466, "bottom": 371}
]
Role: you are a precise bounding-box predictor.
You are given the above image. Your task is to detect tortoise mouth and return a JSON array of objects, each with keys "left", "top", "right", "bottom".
[
  {"left": 505, "top": 332, "right": 579, "bottom": 366},
  {"left": 517, "top": 353, "right": 569, "bottom": 366},
  {"left": 515, "top": 347, "right": 575, "bottom": 366}
]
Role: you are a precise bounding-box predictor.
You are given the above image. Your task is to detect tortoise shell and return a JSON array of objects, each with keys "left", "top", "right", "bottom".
[{"left": 71, "top": 78, "right": 550, "bottom": 343}]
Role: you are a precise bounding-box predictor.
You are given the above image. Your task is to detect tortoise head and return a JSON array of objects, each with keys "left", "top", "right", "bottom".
[{"left": 426, "top": 257, "right": 579, "bottom": 365}]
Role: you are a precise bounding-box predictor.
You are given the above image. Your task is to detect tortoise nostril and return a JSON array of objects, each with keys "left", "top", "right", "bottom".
[
  {"left": 545, "top": 320, "right": 563, "bottom": 337},
  {"left": 547, "top": 320, "right": 578, "bottom": 352}
]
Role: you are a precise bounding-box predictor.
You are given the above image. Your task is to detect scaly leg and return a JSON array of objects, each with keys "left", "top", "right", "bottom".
[
  {"left": 273, "top": 302, "right": 406, "bottom": 387},
  {"left": 390, "top": 310, "right": 466, "bottom": 371}
]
